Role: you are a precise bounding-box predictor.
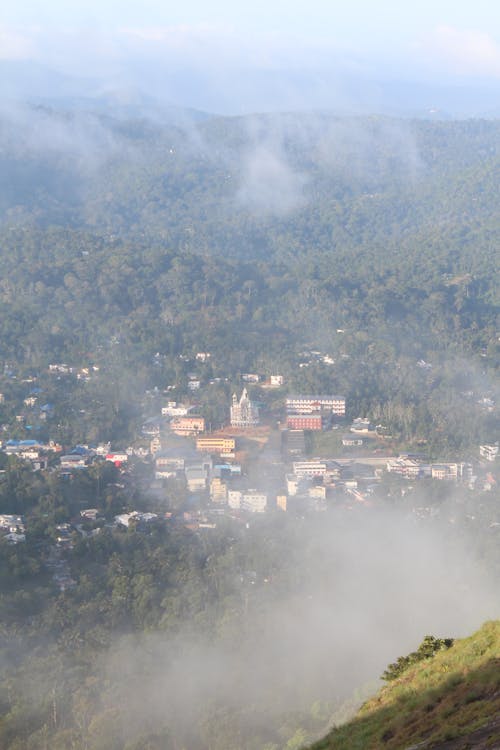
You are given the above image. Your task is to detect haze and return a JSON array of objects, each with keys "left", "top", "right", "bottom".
[{"left": 1, "top": 0, "right": 500, "bottom": 115}]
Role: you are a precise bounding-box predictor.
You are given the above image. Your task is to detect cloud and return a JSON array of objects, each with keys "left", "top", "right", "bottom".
[
  {"left": 236, "top": 143, "right": 307, "bottom": 216},
  {"left": 421, "top": 25, "right": 500, "bottom": 78},
  {"left": 102, "top": 508, "right": 498, "bottom": 748},
  {"left": 0, "top": 25, "right": 36, "bottom": 60}
]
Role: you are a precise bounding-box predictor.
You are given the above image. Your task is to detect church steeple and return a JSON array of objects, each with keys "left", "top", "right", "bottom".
[{"left": 230, "top": 388, "right": 259, "bottom": 427}]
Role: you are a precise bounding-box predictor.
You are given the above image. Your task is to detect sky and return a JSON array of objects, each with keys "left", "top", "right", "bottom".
[{"left": 1, "top": 0, "right": 500, "bottom": 113}]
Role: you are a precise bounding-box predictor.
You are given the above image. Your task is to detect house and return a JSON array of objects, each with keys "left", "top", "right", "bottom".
[
  {"left": 80, "top": 509, "right": 99, "bottom": 521},
  {"left": 0, "top": 514, "right": 25, "bottom": 533},
  {"left": 141, "top": 417, "right": 162, "bottom": 436},
  {"left": 350, "top": 418, "right": 372, "bottom": 433},
  {"left": 270, "top": 375, "right": 284, "bottom": 386},
  {"left": 309, "top": 485, "right": 326, "bottom": 499},
  {"left": 114, "top": 511, "right": 158, "bottom": 528},
  {"left": 105, "top": 452, "right": 128, "bottom": 467},
  {"left": 4, "top": 439, "right": 44, "bottom": 455},
  {"left": 242, "top": 373, "right": 260, "bottom": 383},
  {"left": 171, "top": 416, "right": 206, "bottom": 436},
  {"left": 480, "top": 444, "right": 498, "bottom": 461},
  {"left": 161, "top": 402, "right": 190, "bottom": 417},
  {"left": 60, "top": 454, "right": 89, "bottom": 469}
]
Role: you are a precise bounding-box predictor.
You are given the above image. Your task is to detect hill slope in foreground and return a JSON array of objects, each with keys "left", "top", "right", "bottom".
[{"left": 310, "top": 621, "right": 500, "bottom": 750}]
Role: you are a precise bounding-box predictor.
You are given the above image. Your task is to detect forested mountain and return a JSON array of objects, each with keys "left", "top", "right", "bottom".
[
  {"left": 0, "top": 107, "right": 498, "bottom": 749},
  {"left": 0, "top": 108, "right": 498, "bottom": 450}
]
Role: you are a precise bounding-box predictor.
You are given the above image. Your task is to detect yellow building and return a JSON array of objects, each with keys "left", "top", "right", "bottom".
[
  {"left": 210, "top": 477, "right": 228, "bottom": 503},
  {"left": 196, "top": 437, "right": 236, "bottom": 454},
  {"left": 276, "top": 495, "right": 287, "bottom": 512}
]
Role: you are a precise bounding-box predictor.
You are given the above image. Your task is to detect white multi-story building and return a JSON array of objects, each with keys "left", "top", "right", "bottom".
[
  {"left": 480, "top": 444, "right": 498, "bottom": 461},
  {"left": 241, "top": 491, "right": 267, "bottom": 513},
  {"left": 286, "top": 395, "right": 345, "bottom": 416},
  {"left": 228, "top": 490, "right": 242, "bottom": 509},
  {"left": 292, "top": 460, "right": 327, "bottom": 478}
]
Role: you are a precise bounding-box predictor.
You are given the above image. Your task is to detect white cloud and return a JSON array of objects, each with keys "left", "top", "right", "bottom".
[
  {"left": 422, "top": 25, "right": 500, "bottom": 78},
  {"left": 0, "top": 25, "right": 36, "bottom": 60}
]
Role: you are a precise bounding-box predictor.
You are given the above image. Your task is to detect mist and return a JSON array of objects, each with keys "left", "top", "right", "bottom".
[{"left": 87, "top": 505, "right": 498, "bottom": 748}]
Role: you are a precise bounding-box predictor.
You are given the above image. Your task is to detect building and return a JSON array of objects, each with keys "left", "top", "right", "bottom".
[
  {"left": 150, "top": 436, "right": 162, "bottom": 455},
  {"left": 241, "top": 490, "right": 267, "bottom": 513},
  {"left": 155, "top": 454, "right": 185, "bottom": 472},
  {"left": 213, "top": 463, "right": 241, "bottom": 478},
  {"left": 60, "top": 454, "right": 89, "bottom": 470},
  {"left": 282, "top": 429, "right": 305, "bottom": 456},
  {"left": 162, "top": 402, "right": 190, "bottom": 417},
  {"left": 276, "top": 495, "right": 287, "bottom": 511},
  {"left": 114, "top": 511, "right": 158, "bottom": 528},
  {"left": 309, "top": 485, "right": 327, "bottom": 499},
  {"left": 170, "top": 416, "right": 206, "bottom": 436},
  {"left": 0, "top": 515, "right": 25, "bottom": 533},
  {"left": 242, "top": 373, "right": 260, "bottom": 383},
  {"left": 286, "top": 474, "right": 301, "bottom": 496},
  {"left": 431, "top": 464, "right": 459, "bottom": 481},
  {"left": 292, "top": 460, "right": 327, "bottom": 478},
  {"left": 350, "top": 418, "right": 373, "bottom": 433},
  {"left": 480, "top": 444, "right": 498, "bottom": 461},
  {"left": 286, "top": 395, "right": 345, "bottom": 416},
  {"left": 185, "top": 459, "right": 212, "bottom": 492},
  {"left": 210, "top": 477, "right": 228, "bottom": 503},
  {"left": 270, "top": 375, "right": 284, "bottom": 386},
  {"left": 228, "top": 490, "right": 242, "bottom": 509},
  {"left": 196, "top": 436, "right": 236, "bottom": 455},
  {"left": 286, "top": 414, "right": 323, "bottom": 431},
  {"left": 230, "top": 388, "right": 259, "bottom": 427},
  {"left": 105, "top": 452, "right": 128, "bottom": 466},
  {"left": 386, "top": 457, "right": 425, "bottom": 478},
  {"left": 80, "top": 509, "right": 99, "bottom": 521}
]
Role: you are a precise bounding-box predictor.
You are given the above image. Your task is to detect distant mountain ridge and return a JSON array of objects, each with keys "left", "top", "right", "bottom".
[
  {"left": 310, "top": 620, "right": 500, "bottom": 750},
  {"left": 2, "top": 59, "right": 500, "bottom": 118}
]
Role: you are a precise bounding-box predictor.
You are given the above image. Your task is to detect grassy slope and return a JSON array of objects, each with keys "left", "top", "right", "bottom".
[{"left": 310, "top": 621, "right": 500, "bottom": 750}]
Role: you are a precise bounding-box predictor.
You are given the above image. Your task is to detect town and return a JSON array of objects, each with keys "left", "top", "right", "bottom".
[{"left": 0, "top": 352, "right": 497, "bottom": 591}]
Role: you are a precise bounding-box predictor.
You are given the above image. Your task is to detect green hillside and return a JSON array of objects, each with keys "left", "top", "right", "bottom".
[{"left": 310, "top": 621, "right": 500, "bottom": 750}]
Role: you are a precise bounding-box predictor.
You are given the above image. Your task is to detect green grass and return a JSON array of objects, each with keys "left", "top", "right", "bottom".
[{"left": 309, "top": 620, "right": 500, "bottom": 750}]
